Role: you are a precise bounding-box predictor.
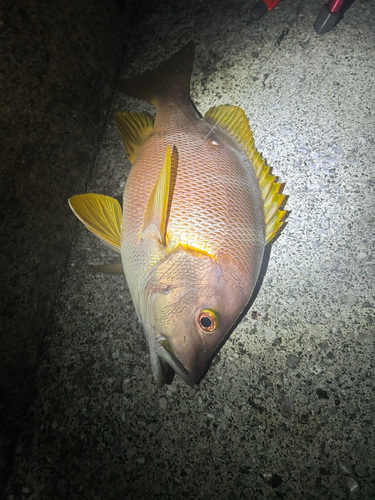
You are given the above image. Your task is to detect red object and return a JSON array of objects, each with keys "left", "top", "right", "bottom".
[
  {"left": 264, "top": 0, "right": 280, "bottom": 10},
  {"left": 314, "top": 0, "right": 348, "bottom": 34},
  {"left": 248, "top": 0, "right": 281, "bottom": 23},
  {"left": 327, "top": 0, "right": 345, "bottom": 13}
]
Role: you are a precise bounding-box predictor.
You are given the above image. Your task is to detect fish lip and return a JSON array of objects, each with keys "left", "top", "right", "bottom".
[
  {"left": 154, "top": 337, "right": 195, "bottom": 387},
  {"left": 149, "top": 346, "right": 169, "bottom": 387}
]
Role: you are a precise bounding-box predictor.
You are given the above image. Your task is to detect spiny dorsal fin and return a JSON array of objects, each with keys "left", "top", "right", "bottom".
[
  {"left": 115, "top": 111, "right": 154, "bottom": 163},
  {"left": 143, "top": 145, "right": 178, "bottom": 246},
  {"left": 204, "top": 105, "right": 288, "bottom": 244},
  {"left": 69, "top": 194, "right": 122, "bottom": 252}
]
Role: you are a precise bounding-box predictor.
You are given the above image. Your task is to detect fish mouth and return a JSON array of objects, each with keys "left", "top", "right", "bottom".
[{"left": 153, "top": 337, "right": 195, "bottom": 387}]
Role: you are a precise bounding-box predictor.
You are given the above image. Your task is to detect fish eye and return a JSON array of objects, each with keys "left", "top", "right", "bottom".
[{"left": 198, "top": 309, "right": 219, "bottom": 332}]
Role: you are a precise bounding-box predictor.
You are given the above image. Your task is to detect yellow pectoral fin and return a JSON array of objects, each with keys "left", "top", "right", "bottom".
[
  {"left": 143, "top": 145, "right": 178, "bottom": 246},
  {"left": 115, "top": 111, "right": 154, "bottom": 163},
  {"left": 69, "top": 193, "right": 122, "bottom": 252}
]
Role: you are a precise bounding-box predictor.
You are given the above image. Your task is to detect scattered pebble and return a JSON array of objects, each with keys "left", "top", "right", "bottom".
[
  {"left": 306, "top": 426, "right": 318, "bottom": 437},
  {"left": 339, "top": 460, "right": 352, "bottom": 475},
  {"left": 270, "top": 474, "right": 283, "bottom": 488},
  {"left": 199, "top": 447, "right": 210, "bottom": 455},
  {"left": 339, "top": 293, "right": 357, "bottom": 307},
  {"left": 344, "top": 402, "right": 358, "bottom": 416},
  {"left": 297, "top": 393, "right": 309, "bottom": 405},
  {"left": 346, "top": 476, "right": 360, "bottom": 495},
  {"left": 308, "top": 324, "right": 322, "bottom": 337},
  {"left": 286, "top": 354, "right": 299, "bottom": 368},
  {"left": 176, "top": 437, "right": 186, "bottom": 449},
  {"left": 260, "top": 471, "right": 273, "bottom": 482},
  {"left": 365, "top": 264, "right": 375, "bottom": 276},
  {"left": 132, "top": 366, "right": 143, "bottom": 379},
  {"left": 224, "top": 406, "right": 232, "bottom": 417},
  {"left": 316, "top": 388, "right": 329, "bottom": 399},
  {"left": 354, "top": 464, "right": 369, "bottom": 477},
  {"left": 356, "top": 445, "right": 370, "bottom": 460},
  {"left": 309, "top": 364, "right": 322, "bottom": 375},
  {"left": 264, "top": 327, "right": 276, "bottom": 342},
  {"left": 281, "top": 396, "right": 294, "bottom": 416},
  {"left": 159, "top": 397, "right": 168, "bottom": 410},
  {"left": 324, "top": 156, "right": 338, "bottom": 164}
]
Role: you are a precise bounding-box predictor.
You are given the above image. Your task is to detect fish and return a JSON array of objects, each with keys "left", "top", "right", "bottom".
[{"left": 69, "top": 42, "right": 288, "bottom": 387}]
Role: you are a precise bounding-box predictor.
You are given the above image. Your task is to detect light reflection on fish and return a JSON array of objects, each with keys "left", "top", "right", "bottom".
[{"left": 69, "top": 42, "right": 288, "bottom": 387}]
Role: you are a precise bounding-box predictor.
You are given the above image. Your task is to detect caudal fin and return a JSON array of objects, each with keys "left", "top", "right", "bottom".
[{"left": 117, "top": 42, "right": 195, "bottom": 105}]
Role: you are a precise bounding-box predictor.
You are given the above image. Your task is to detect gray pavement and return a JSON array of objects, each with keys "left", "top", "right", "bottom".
[{"left": 2, "top": 0, "right": 374, "bottom": 499}]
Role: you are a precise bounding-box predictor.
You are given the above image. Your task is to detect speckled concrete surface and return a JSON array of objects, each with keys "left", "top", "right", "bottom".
[
  {"left": 0, "top": 0, "right": 131, "bottom": 492},
  {"left": 4, "top": 0, "right": 375, "bottom": 499}
]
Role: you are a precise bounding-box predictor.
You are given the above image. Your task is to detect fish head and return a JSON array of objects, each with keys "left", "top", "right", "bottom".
[{"left": 141, "top": 247, "right": 253, "bottom": 387}]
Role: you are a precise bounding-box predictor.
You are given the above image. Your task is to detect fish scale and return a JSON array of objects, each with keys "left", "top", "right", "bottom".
[
  {"left": 69, "top": 42, "right": 287, "bottom": 386},
  {"left": 123, "top": 119, "right": 263, "bottom": 281}
]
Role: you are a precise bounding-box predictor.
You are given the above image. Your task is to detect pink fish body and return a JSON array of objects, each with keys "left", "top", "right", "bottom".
[{"left": 69, "top": 42, "right": 287, "bottom": 386}]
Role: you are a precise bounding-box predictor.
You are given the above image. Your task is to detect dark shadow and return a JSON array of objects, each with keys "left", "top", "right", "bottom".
[{"left": 342, "top": 0, "right": 356, "bottom": 15}]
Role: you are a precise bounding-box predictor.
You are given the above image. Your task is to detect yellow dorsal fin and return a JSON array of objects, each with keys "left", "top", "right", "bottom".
[
  {"left": 115, "top": 111, "right": 154, "bottom": 163},
  {"left": 204, "top": 105, "right": 288, "bottom": 244},
  {"left": 69, "top": 194, "right": 122, "bottom": 253},
  {"left": 143, "top": 145, "right": 178, "bottom": 246}
]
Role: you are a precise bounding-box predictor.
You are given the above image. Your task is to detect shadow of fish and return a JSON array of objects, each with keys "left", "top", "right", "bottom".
[{"left": 69, "top": 42, "right": 288, "bottom": 387}]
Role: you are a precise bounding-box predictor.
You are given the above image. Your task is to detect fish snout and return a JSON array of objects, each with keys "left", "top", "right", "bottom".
[{"left": 153, "top": 337, "right": 197, "bottom": 387}]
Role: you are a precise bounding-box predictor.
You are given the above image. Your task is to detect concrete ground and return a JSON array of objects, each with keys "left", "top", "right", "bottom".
[{"left": 2, "top": 0, "right": 374, "bottom": 499}]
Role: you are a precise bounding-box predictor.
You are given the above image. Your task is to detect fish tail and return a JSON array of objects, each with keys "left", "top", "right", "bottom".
[{"left": 117, "top": 42, "right": 195, "bottom": 105}]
